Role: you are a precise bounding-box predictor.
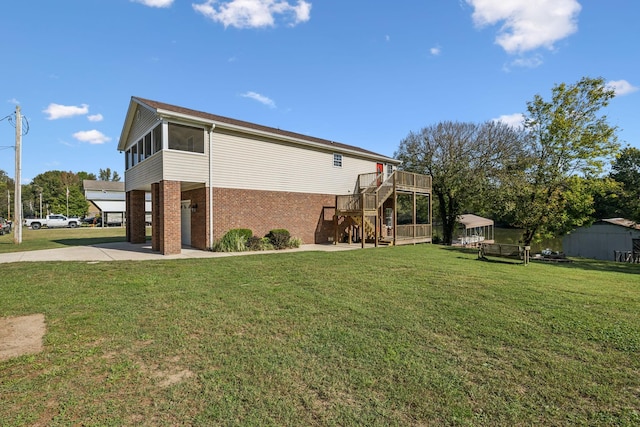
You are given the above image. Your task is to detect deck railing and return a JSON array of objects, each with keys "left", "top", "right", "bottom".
[
  {"left": 336, "top": 193, "right": 377, "bottom": 212},
  {"left": 396, "top": 224, "right": 432, "bottom": 240},
  {"left": 395, "top": 171, "right": 431, "bottom": 190},
  {"left": 358, "top": 172, "right": 383, "bottom": 192}
]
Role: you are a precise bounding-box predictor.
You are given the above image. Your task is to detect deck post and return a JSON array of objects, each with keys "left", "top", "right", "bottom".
[
  {"left": 361, "top": 213, "right": 365, "bottom": 248},
  {"left": 393, "top": 173, "right": 397, "bottom": 245},
  {"left": 374, "top": 215, "right": 378, "bottom": 247}
]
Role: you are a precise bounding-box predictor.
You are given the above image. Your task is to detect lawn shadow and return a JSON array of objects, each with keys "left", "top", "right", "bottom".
[{"left": 53, "top": 236, "right": 128, "bottom": 247}]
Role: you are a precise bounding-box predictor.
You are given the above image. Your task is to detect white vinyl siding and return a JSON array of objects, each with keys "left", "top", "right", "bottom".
[
  {"left": 211, "top": 130, "right": 380, "bottom": 195},
  {"left": 126, "top": 105, "right": 158, "bottom": 149},
  {"left": 162, "top": 150, "right": 209, "bottom": 183},
  {"left": 125, "top": 149, "right": 209, "bottom": 192},
  {"left": 125, "top": 150, "right": 165, "bottom": 192}
]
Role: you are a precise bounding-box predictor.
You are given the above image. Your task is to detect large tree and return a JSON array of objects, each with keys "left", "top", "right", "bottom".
[
  {"left": 395, "top": 121, "right": 524, "bottom": 244},
  {"left": 0, "top": 169, "right": 14, "bottom": 219},
  {"left": 609, "top": 146, "right": 640, "bottom": 221},
  {"left": 502, "top": 77, "right": 619, "bottom": 245},
  {"left": 99, "top": 168, "right": 121, "bottom": 182},
  {"left": 28, "top": 170, "right": 89, "bottom": 217}
]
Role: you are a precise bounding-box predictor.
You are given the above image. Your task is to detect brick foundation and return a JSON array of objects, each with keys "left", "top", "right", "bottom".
[
  {"left": 212, "top": 187, "right": 336, "bottom": 244},
  {"left": 159, "top": 180, "right": 181, "bottom": 255},
  {"left": 126, "top": 190, "right": 147, "bottom": 244}
]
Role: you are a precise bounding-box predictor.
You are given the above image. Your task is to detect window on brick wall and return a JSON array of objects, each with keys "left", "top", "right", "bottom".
[{"left": 333, "top": 153, "right": 343, "bottom": 168}]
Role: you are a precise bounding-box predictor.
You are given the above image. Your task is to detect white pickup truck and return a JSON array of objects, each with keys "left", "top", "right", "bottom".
[{"left": 24, "top": 214, "right": 80, "bottom": 230}]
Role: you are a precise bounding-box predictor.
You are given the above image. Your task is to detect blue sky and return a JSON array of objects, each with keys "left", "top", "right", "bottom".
[{"left": 1, "top": 0, "right": 638, "bottom": 183}]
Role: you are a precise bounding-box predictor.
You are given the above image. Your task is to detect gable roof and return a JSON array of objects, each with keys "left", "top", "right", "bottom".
[
  {"left": 119, "top": 96, "right": 399, "bottom": 164},
  {"left": 458, "top": 214, "right": 494, "bottom": 228},
  {"left": 83, "top": 180, "right": 124, "bottom": 192},
  {"left": 600, "top": 218, "right": 640, "bottom": 230}
]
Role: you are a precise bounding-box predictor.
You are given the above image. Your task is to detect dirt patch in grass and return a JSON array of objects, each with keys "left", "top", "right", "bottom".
[{"left": 0, "top": 314, "right": 46, "bottom": 360}]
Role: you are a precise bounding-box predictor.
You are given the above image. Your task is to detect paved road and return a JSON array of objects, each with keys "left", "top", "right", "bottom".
[{"left": 0, "top": 242, "right": 364, "bottom": 263}]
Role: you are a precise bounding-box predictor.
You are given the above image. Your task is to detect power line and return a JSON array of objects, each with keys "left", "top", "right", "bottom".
[{"left": 1, "top": 111, "right": 29, "bottom": 135}]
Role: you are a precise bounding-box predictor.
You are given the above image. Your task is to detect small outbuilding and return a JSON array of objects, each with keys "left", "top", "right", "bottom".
[
  {"left": 83, "top": 180, "right": 151, "bottom": 226},
  {"left": 456, "top": 214, "right": 494, "bottom": 246},
  {"left": 562, "top": 218, "right": 640, "bottom": 262}
]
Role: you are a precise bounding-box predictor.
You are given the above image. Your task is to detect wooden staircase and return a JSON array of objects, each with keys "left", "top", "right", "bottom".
[{"left": 335, "top": 170, "right": 433, "bottom": 247}]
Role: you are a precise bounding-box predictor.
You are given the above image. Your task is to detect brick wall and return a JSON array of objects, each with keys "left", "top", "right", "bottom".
[
  {"left": 212, "top": 187, "right": 336, "bottom": 244},
  {"left": 182, "top": 187, "right": 208, "bottom": 250},
  {"left": 151, "top": 183, "right": 160, "bottom": 251},
  {"left": 159, "top": 180, "right": 181, "bottom": 255},
  {"left": 128, "top": 190, "right": 147, "bottom": 244}
]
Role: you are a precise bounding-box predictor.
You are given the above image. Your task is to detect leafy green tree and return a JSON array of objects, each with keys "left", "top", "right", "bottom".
[
  {"left": 77, "top": 171, "right": 97, "bottom": 184},
  {"left": 590, "top": 177, "right": 626, "bottom": 220},
  {"left": 29, "top": 170, "right": 89, "bottom": 217},
  {"left": 99, "top": 168, "right": 121, "bottom": 182},
  {"left": 396, "top": 121, "right": 525, "bottom": 244},
  {"left": 502, "top": 77, "right": 619, "bottom": 245},
  {"left": 0, "top": 169, "right": 14, "bottom": 218},
  {"left": 610, "top": 146, "right": 640, "bottom": 221}
]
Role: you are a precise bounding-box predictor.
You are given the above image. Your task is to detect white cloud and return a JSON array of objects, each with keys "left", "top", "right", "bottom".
[
  {"left": 430, "top": 46, "right": 441, "bottom": 56},
  {"left": 132, "top": 0, "right": 174, "bottom": 7},
  {"left": 466, "top": 0, "right": 581, "bottom": 54},
  {"left": 493, "top": 113, "right": 524, "bottom": 129},
  {"left": 193, "top": 0, "right": 311, "bottom": 29},
  {"left": 503, "top": 53, "right": 543, "bottom": 71},
  {"left": 241, "top": 91, "right": 276, "bottom": 108},
  {"left": 606, "top": 80, "right": 639, "bottom": 96},
  {"left": 43, "top": 103, "right": 89, "bottom": 120},
  {"left": 73, "top": 130, "right": 111, "bottom": 145},
  {"left": 88, "top": 114, "right": 104, "bottom": 122},
  {"left": 385, "top": 35, "right": 390, "bottom": 42},
  {"left": 8, "top": 98, "right": 20, "bottom": 105}
]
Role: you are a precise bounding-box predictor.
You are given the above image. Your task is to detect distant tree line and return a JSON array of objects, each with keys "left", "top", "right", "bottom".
[
  {"left": 396, "top": 77, "right": 640, "bottom": 245},
  {"left": 0, "top": 167, "right": 121, "bottom": 219}
]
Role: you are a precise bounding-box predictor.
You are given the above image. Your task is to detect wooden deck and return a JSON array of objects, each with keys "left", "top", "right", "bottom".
[{"left": 335, "top": 171, "right": 432, "bottom": 248}]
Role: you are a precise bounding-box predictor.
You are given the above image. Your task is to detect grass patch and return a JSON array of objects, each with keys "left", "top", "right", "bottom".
[
  {"left": 0, "top": 227, "right": 147, "bottom": 254},
  {"left": 1, "top": 245, "right": 639, "bottom": 425}
]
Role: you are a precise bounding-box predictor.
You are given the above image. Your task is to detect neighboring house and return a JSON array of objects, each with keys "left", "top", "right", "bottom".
[
  {"left": 562, "top": 218, "right": 640, "bottom": 262},
  {"left": 83, "top": 180, "right": 151, "bottom": 226},
  {"left": 118, "top": 97, "right": 432, "bottom": 255}
]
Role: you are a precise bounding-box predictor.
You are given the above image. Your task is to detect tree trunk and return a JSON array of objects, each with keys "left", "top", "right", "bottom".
[{"left": 438, "top": 192, "right": 457, "bottom": 245}]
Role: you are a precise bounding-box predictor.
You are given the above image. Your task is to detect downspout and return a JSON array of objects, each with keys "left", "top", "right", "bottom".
[{"left": 208, "top": 125, "right": 216, "bottom": 249}]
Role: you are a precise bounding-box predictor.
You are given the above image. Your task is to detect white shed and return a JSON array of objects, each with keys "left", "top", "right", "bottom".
[
  {"left": 562, "top": 218, "right": 640, "bottom": 262},
  {"left": 456, "top": 214, "right": 494, "bottom": 246}
]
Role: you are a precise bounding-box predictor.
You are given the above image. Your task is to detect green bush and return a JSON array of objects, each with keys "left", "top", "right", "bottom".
[
  {"left": 247, "top": 236, "right": 275, "bottom": 251},
  {"left": 234, "top": 228, "right": 253, "bottom": 241},
  {"left": 267, "top": 229, "right": 291, "bottom": 250},
  {"left": 288, "top": 236, "right": 303, "bottom": 248},
  {"left": 212, "top": 229, "right": 250, "bottom": 252}
]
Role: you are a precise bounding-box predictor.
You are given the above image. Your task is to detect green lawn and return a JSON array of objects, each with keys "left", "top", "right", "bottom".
[
  {"left": 1, "top": 236, "right": 639, "bottom": 425},
  {"left": 0, "top": 226, "right": 129, "bottom": 253}
]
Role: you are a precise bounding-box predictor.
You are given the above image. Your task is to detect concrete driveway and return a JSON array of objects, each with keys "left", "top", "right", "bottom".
[{"left": 0, "top": 241, "right": 364, "bottom": 263}]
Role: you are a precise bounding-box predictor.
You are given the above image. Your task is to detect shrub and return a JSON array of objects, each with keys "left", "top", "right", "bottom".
[
  {"left": 247, "top": 236, "right": 275, "bottom": 251},
  {"left": 234, "top": 228, "right": 253, "bottom": 241},
  {"left": 288, "top": 236, "right": 303, "bottom": 248},
  {"left": 267, "top": 229, "right": 290, "bottom": 250},
  {"left": 212, "top": 229, "right": 250, "bottom": 252}
]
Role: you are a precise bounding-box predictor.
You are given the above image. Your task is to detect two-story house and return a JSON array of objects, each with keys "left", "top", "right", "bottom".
[{"left": 118, "top": 97, "right": 431, "bottom": 255}]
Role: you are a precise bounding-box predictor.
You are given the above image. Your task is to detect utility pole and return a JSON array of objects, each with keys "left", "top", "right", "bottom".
[{"left": 14, "top": 106, "right": 22, "bottom": 244}]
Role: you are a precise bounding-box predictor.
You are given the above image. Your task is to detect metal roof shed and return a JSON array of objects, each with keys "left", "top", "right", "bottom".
[
  {"left": 457, "top": 214, "right": 494, "bottom": 246},
  {"left": 562, "top": 218, "right": 640, "bottom": 262}
]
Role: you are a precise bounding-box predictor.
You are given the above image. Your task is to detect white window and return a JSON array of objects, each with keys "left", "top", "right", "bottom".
[{"left": 333, "top": 153, "right": 343, "bottom": 168}]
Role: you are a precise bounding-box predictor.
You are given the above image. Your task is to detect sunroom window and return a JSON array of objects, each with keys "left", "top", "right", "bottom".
[{"left": 168, "top": 123, "right": 204, "bottom": 153}]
